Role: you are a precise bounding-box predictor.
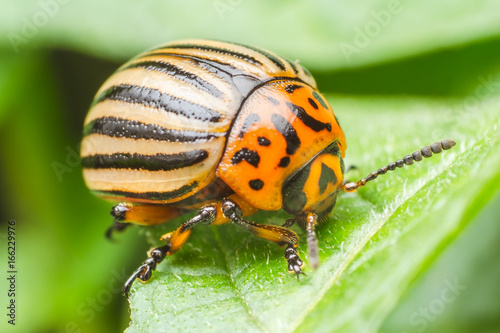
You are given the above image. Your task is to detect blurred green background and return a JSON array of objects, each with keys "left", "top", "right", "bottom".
[{"left": 0, "top": 1, "right": 499, "bottom": 332}]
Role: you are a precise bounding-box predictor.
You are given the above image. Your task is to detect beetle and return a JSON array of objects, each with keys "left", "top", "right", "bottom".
[{"left": 80, "top": 39, "right": 456, "bottom": 296}]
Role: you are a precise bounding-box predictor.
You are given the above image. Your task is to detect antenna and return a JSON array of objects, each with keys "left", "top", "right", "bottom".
[{"left": 342, "top": 139, "right": 456, "bottom": 192}]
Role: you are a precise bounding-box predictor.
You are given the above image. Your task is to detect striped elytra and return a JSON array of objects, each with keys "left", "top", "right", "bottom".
[
  {"left": 81, "top": 39, "right": 345, "bottom": 209},
  {"left": 81, "top": 40, "right": 456, "bottom": 297}
]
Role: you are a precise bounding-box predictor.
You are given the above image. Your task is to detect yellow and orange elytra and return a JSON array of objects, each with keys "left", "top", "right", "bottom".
[{"left": 80, "top": 39, "right": 456, "bottom": 297}]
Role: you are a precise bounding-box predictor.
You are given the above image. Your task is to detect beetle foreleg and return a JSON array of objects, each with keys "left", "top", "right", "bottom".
[
  {"left": 221, "top": 199, "right": 306, "bottom": 279},
  {"left": 123, "top": 244, "right": 171, "bottom": 297},
  {"left": 284, "top": 245, "right": 304, "bottom": 279},
  {"left": 123, "top": 205, "right": 217, "bottom": 297}
]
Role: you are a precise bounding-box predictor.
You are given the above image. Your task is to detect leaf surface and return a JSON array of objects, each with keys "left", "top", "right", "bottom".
[{"left": 126, "top": 94, "right": 500, "bottom": 332}]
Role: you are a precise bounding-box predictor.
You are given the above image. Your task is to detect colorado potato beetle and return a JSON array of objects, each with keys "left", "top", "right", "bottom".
[{"left": 80, "top": 39, "right": 456, "bottom": 296}]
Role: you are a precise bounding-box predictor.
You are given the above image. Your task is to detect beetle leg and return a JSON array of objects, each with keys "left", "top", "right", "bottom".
[
  {"left": 123, "top": 244, "right": 171, "bottom": 297},
  {"left": 123, "top": 205, "right": 217, "bottom": 297},
  {"left": 221, "top": 199, "right": 305, "bottom": 279},
  {"left": 105, "top": 221, "right": 130, "bottom": 240},
  {"left": 106, "top": 203, "right": 186, "bottom": 240},
  {"left": 304, "top": 212, "right": 320, "bottom": 270},
  {"left": 281, "top": 218, "right": 296, "bottom": 228},
  {"left": 106, "top": 203, "right": 132, "bottom": 240},
  {"left": 111, "top": 203, "right": 186, "bottom": 226}
]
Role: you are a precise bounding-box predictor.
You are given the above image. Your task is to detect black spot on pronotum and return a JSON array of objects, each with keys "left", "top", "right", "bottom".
[
  {"left": 249, "top": 179, "right": 264, "bottom": 190},
  {"left": 278, "top": 156, "right": 290, "bottom": 168},
  {"left": 286, "top": 102, "right": 331, "bottom": 132},
  {"left": 285, "top": 84, "right": 303, "bottom": 94},
  {"left": 231, "top": 148, "right": 260, "bottom": 168},
  {"left": 238, "top": 113, "right": 261, "bottom": 138},
  {"left": 308, "top": 98, "right": 318, "bottom": 110},
  {"left": 312, "top": 91, "right": 328, "bottom": 109},
  {"left": 258, "top": 137, "right": 271, "bottom": 146},
  {"left": 271, "top": 113, "right": 301, "bottom": 155},
  {"left": 266, "top": 96, "right": 279, "bottom": 105}
]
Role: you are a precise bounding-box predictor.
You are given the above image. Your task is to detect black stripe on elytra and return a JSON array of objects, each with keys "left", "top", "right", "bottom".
[
  {"left": 146, "top": 53, "right": 261, "bottom": 97},
  {"left": 286, "top": 102, "right": 332, "bottom": 132},
  {"left": 123, "top": 60, "right": 223, "bottom": 98},
  {"left": 231, "top": 148, "right": 260, "bottom": 168},
  {"left": 302, "top": 66, "right": 313, "bottom": 77},
  {"left": 233, "top": 43, "right": 287, "bottom": 71},
  {"left": 319, "top": 163, "right": 337, "bottom": 195},
  {"left": 142, "top": 52, "right": 244, "bottom": 80},
  {"left": 164, "top": 43, "right": 263, "bottom": 66},
  {"left": 238, "top": 113, "right": 260, "bottom": 138},
  {"left": 285, "top": 84, "right": 303, "bottom": 94},
  {"left": 271, "top": 113, "right": 301, "bottom": 155},
  {"left": 285, "top": 58, "right": 299, "bottom": 74},
  {"left": 94, "top": 84, "right": 222, "bottom": 123},
  {"left": 81, "top": 150, "right": 208, "bottom": 171},
  {"left": 95, "top": 182, "right": 198, "bottom": 201},
  {"left": 83, "top": 117, "right": 223, "bottom": 142}
]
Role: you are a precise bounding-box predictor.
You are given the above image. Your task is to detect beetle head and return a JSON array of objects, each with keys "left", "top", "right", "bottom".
[{"left": 281, "top": 141, "right": 344, "bottom": 219}]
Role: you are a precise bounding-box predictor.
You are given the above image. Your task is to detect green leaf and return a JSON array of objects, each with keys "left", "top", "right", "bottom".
[
  {"left": 2, "top": 0, "right": 500, "bottom": 70},
  {"left": 380, "top": 183, "right": 500, "bottom": 333},
  {"left": 126, "top": 92, "right": 500, "bottom": 332}
]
